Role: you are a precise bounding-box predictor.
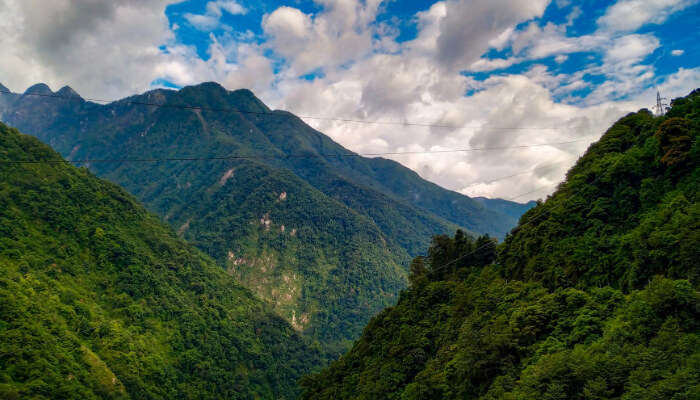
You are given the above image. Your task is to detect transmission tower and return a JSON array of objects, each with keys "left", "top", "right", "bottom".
[{"left": 655, "top": 90, "right": 668, "bottom": 116}]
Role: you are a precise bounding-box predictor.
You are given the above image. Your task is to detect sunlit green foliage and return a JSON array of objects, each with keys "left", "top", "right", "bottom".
[
  {"left": 499, "top": 90, "right": 699, "bottom": 290},
  {"left": 0, "top": 123, "right": 319, "bottom": 399},
  {"left": 300, "top": 89, "right": 700, "bottom": 399}
]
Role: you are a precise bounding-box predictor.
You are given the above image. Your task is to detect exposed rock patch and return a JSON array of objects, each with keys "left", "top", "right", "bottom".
[
  {"left": 219, "top": 168, "right": 235, "bottom": 185},
  {"left": 177, "top": 219, "right": 191, "bottom": 235}
]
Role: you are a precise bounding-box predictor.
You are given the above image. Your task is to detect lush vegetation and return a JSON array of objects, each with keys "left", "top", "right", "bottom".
[
  {"left": 0, "top": 82, "right": 527, "bottom": 354},
  {"left": 0, "top": 122, "right": 319, "bottom": 399},
  {"left": 499, "top": 90, "right": 699, "bottom": 290},
  {"left": 173, "top": 160, "right": 408, "bottom": 355},
  {"left": 300, "top": 90, "right": 700, "bottom": 399}
]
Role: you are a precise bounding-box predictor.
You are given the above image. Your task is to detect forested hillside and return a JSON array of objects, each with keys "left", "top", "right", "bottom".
[
  {"left": 0, "top": 82, "right": 528, "bottom": 354},
  {"left": 300, "top": 90, "right": 700, "bottom": 399},
  {"left": 0, "top": 122, "right": 319, "bottom": 399}
]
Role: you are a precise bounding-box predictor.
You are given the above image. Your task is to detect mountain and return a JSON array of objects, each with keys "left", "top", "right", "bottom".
[
  {"left": 299, "top": 89, "right": 700, "bottom": 399},
  {"left": 0, "top": 82, "right": 528, "bottom": 354},
  {"left": 0, "top": 122, "right": 319, "bottom": 399},
  {"left": 473, "top": 196, "right": 537, "bottom": 220}
]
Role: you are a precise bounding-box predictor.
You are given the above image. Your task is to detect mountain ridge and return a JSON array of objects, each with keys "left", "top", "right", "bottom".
[
  {"left": 0, "top": 81, "right": 526, "bottom": 235},
  {"left": 299, "top": 89, "right": 700, "bottom": 399},
  {"left": 0, "top": 81, "right": 533, "bottom": 354}
]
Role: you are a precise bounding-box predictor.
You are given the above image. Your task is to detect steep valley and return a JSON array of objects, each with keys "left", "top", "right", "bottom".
[{"left": 0, "top": 82, "right": 532, "bottom": 354}]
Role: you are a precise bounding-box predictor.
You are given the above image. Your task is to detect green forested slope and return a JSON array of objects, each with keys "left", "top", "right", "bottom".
[
  {"left": 500, "top": 90, "right": 699, "bottom": 289},
  {"left": 0, "top": 82, "right": 471, "bottom": 353},
  {"left": 300, "top": 90, "right": 700, "bottom": 399},
  {"left": 169, "top": 160, "right": 408, "bottom": 354},
  {"left": 0, "top": 83, "right": 431, "bottom": 354},
  {"left": 0, "top": 122, "right": 318, "bottom": 399}
]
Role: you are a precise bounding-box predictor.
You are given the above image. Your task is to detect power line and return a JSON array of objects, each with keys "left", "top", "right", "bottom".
[
  {"left": 461, "top": 161, "right": 567, "bottom": 188},
  {"left": 0, "top": 88, "right": 609, "bottom": 281},
  {"left": 425, "top": 200, "right": 551, "bottom": 274},
  {"left": 0, "top": 89, "right": 563, "bottom": 130},
  {"left": 507, "top": 183, "right": 557, "bottom": 201},
  {"left": 426, "top": 171, "right": 601, "bottom": 275},
  {"left": 0, "top": 138, "right": 590, "bottom": 165},
  {"left": 426, "top": 204, "right": 553, "bottom": 275}
]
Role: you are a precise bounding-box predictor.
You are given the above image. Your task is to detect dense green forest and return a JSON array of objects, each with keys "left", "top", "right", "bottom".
[
  {"left": 0, "top": 82, "right": 535, "bottom": 353},
  {"left": 300, "top": 90, "right": 700, "bottom": 399},
  {"left": 0, "top": 122, "right": 319, "bottom": 399}
]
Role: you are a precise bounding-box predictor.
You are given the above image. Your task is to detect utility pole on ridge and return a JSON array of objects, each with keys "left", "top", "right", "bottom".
[{"left": 655, "top": 90, "right": 669, "bottom": 116}]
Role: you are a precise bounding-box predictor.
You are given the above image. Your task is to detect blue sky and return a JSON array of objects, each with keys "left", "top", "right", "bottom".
[
  {"left": 1, "top": 0, "right": 699, "bottom": 199},
  {"left": 160, "top": 0, "right": 699, "bottom": 103}
]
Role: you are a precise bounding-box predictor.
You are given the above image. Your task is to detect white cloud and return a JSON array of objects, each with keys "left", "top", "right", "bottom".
[
  {"left": 263, "top": 6, "right": 310, "bottom": 39},
  {"left": 469, "top": 57, "right": 522, "bottom": 72},
  {"left": 604, "top": 34, "right": 659, "bottom": 64},
  {"left": 217, "top": 0, "right": 246, "bottom": 15},
  {"left": 598, "top": 0, "right": 699, "bottom": 32},
  {"left": 672, "top": 49, "right": 685, "bottom": 56},
  {"left": 184, "top": 0, "right": 246, "bottom": 31},
  {"left": 0, "top": 0, "right": 269, "bottom": 99},
  {"left": 261, "top": 1, "right": 381, "bottom": 76},
  {"left": 0, "top": 0, "right": 182, "bottom": 98},
  {"left": 407, "top": 2, "right": 446, "bottom": 56},
  {"left": 469, "top": 17, "right": 663, "bottom": 104},
  {"left": 434, "top": 0, "right": 550, "bottom": 70}
]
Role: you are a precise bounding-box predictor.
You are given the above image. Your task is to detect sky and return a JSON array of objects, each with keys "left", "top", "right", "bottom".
[{"left": 0, "top": 0, "right": 699, "bottom": 201}]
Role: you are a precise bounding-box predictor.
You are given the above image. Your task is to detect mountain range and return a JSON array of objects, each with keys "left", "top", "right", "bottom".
[
  {"left": 0, "top": 82, "right": 533, "bottom": 354},
  {"left": 1, "top": 85, "right": 697, "bottom": 399}
]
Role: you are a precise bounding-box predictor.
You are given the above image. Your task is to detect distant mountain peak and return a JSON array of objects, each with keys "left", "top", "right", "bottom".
[
  {"left": 473, "top": 196, "right": 536, "bottom": 206},
  {"left": 177, "top": 82, "right": 270, "bottom": 113},
  {"left": 56, "top": 85, "right": 82, "bottom": 100},
  {"left": 0, "top": 83, "right": 9, "bottom": 93},
  {"left": 181, "top": 81, "right": 228, "bottom": 96},
  {"left": 181, "top": 82, "right": 263, "bottom": 99},
  {"left": 24, "top": 83, "right": 53, "bottom": 96},
  {"left": 196, "top": 81, "right": 226, "bottom": 90}
]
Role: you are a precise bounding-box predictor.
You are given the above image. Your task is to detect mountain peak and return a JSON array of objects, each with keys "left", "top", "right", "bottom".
[
  {"left": 0, "top": 83, "right": 9, "bottom": 93},
  {"left": 180, "top": 82, "right": 264, "bottom": 101},
  {"left": 24, "top": 83, "right": 53, "bottom": 96},
  {"left": 177, "top": 82, "right": 270, "bottom": 113},
  {"left": 56, "top": 85, "right": 82, "bottom": 100},
  {"left": 196, "top": 81, "right": 226, "bottom": 90},
  {"left": 182, "top": 81, "right": 228, "bottom": 95}
]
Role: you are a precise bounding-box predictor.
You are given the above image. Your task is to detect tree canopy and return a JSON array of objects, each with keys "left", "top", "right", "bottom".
[{"left": 300, "top": 89, "right": 700, "bottom": 399}]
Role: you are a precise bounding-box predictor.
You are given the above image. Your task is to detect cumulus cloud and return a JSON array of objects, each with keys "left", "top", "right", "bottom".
[
  {"left": 261, "top": 7, "right": 312, "bottom": 58},
  {"left": 0, "top": 0, "right": 180, "bottom": 98},
  {"left": 0, "top": 0, "right": 269, "bottom": 99},
  {"left": 184, "top": 0, "right": 247, "bottom": 31},
  {"left": 435, "top": 0, "right": 550, "bottom": 70},
  {"left": 261, "top": 1, "right": 381, "bottom": 76},
  {"left": 604, "top": 34, "right": 660, "bottom": 63},
  {"left": 461, "top": 14, "right": 665, "bottom": 104},
  {"left": 598, "top": 0, "right": 699, "bottom": 32}
]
